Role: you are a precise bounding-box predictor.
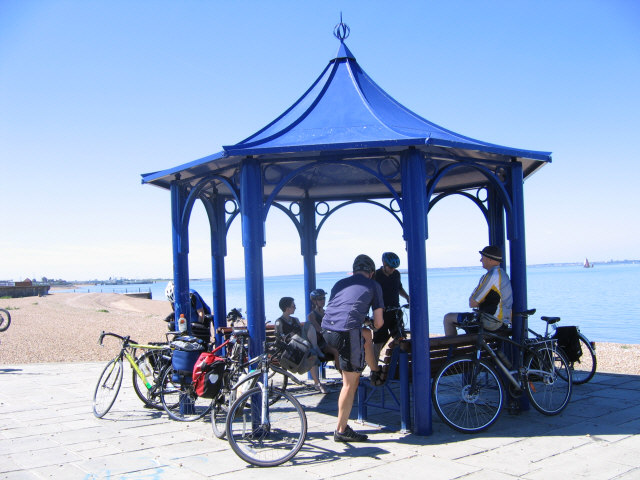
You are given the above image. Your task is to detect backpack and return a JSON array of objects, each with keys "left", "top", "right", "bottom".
[
  {"left": 279, "top": 333, "right": 317, "bottom": 375},
  {"left": 192, "top": 352, "right": 225, "bottom": 398},
  {"left": 553, "top": 326, "right": 583, "bottom": 362}
]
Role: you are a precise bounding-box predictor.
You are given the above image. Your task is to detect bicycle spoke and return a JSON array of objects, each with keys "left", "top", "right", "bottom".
[
  {"left": 526, "top": 346, "right": 572, "bottom": 415},
  {"left": 432, "top": 358, "right": 503, "bottom": 433},
  {"left": 93, "top": 359, "right": 124, "bottom": 418}
]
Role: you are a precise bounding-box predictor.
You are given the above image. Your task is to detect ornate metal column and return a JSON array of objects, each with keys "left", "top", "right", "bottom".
[
  {"left": 507, "top": 160, "right": 528, "bottom": 343},
  {"left": 487, "top": 187, "right": 506, "bottom": 253},
  {"left": 203, "top": 194, "right": 228, "bottom": 345},
  {"left": 240, "top": 158, "right": 266, "bottom": 355},
  {"left": 170, "top": 179, "right": 190, "bottom": 330},
  {"left": 401, "top": 148, "right": 431, "bottom": 435},
  {"left": 300, "top": 197, "right": 317, "bottom": 316}
]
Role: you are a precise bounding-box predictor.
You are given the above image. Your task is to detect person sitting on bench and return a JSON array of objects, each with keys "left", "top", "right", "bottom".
[{"left": 443, "top": 246, "right": 513, "bottom": 336}]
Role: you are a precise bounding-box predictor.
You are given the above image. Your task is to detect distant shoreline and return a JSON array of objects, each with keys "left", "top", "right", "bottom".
[{"left": 44, "top": 259, "right": 640, "bottom": 285}]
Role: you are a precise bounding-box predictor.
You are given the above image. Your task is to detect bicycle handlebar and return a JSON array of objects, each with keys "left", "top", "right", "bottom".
[{"left": 98, "top": 331, "right": 133, "bottom": 346}]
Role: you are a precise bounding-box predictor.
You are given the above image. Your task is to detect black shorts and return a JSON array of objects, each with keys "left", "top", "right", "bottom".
[{"left": 322, "top": 329, "right": 365, "bottom": 373}]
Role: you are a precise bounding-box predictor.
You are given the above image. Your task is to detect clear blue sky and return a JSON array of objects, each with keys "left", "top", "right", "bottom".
[{"left": 2, "top": 1, "right": 639, "bottom": 281}]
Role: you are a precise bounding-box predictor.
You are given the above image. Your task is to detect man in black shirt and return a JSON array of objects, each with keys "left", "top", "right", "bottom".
[{"left": 373, "top": 252, "right": 410, "bottom": 359}]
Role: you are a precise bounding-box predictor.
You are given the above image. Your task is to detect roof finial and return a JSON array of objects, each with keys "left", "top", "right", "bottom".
[{"left": 333, "top": 13, "right": 350, "bottom": 42}]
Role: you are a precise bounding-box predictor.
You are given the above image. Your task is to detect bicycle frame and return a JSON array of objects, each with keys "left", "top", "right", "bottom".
[
  {"left": 470, "top": 328, "right": 559, "bottom": 392},
  {"left": 99, "top": 332, "right": 168, "bottom": 390}
]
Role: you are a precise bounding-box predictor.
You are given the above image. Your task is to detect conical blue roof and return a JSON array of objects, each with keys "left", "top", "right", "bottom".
[
  {"left": 224, "top": 40, "right": 550, "bottom": 161},
  {"left": 142, "top": 39, "right": 551, "bottom": 198}
]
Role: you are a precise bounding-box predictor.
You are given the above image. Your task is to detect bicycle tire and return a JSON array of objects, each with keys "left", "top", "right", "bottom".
[
  {"left": 432, "top": 357, "right": 504, "bottom": 433},
  {"left": 226, "top": 386, "right": 307, "bottom": 467},
  {"left": 132, "top": 349, "right": 169, "bottom": 410},
  {"left": 160, "top": 367, "right": 214, "bottom": 422},
  {"left": 93, "top": 358, "right": 124, "bottom": 418},
  {"left": 211, "top": 402, "right": 229, "bottom": 439},
  {"left": 0, "top": 308, "right": 11, "bottom": 332},
  {"left": 570, "top": 334, "right": 597, "bottom": 385},
  {"left": 525, "top": 345, "right": 572, "bottom": 415}
]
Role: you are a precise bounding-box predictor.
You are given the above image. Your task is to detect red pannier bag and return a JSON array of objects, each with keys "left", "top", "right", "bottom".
[{"left": 192, "top": 352, "right": 225, "bottom": 398}]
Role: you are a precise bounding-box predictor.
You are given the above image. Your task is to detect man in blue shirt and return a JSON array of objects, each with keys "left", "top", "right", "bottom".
[{"left": 322, "top": 254, "right": 384, "bottom": 443}]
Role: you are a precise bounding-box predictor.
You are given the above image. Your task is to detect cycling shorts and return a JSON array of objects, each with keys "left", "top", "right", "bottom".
[{"left": 322, "top": 328, "right": 365, "bottom": 373}]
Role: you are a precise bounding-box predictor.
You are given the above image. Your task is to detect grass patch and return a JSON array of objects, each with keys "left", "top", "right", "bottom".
[{"left": 97, "top": 309, "right": 109, "bottom": 313}]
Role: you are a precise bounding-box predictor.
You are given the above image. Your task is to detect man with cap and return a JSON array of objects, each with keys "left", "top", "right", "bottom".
[
  {"left": 443, "top": 246, "right": 513, "bottom": 336},
  {"left": 322, "top": 254, "right": 384, "bottom": 443}
]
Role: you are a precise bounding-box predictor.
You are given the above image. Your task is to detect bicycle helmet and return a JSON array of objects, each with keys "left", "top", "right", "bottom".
[
  {"left": 164, "top": 281, "right": 174, "bottom": 303},
  {"left": 382, "top": 252, "right": 400, "bottom": 269},
  {"left": 310, "top": 289, "right": 326, "bottom": 301},
  {"left": 352, "top": 254, "right": 376, "bottom": 273}
]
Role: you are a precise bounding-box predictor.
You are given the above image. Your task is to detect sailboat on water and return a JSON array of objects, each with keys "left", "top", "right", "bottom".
[{"left": 584, "top": 258, "right": 594, "bottom": 268}]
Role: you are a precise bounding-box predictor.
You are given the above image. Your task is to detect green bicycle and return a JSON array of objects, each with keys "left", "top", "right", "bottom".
[{"left": 93, "top": 331, "right": 173, "bottom": 418}]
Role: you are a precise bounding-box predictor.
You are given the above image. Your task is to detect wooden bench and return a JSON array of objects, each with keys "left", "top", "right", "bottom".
[
  {"left": 216, "top": 323, "right": 277, "bottom": 345},
  {"left": 357, "top": 330, "right": 511, "bottom": 431}
]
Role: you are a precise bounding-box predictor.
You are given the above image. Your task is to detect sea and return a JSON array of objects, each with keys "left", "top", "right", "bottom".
[{"left": 61, "top": 262, "right": 640, "bottom": 345}]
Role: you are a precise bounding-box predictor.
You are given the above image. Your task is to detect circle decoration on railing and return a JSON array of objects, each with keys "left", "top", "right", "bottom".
[
  {"left": 475, "top": 187, "right": 488, "bottom": 204},
  {"left": 333, "top": 14, "right": 350, "bottom": 41},
  {"left": 263, "top": 164, "right": 283, "bottom": 185},
  {"left": 378, "top": 156, "right": 400, "bottom": 180},
  {"left": 315, "top": 201, "right": 330, "bottom": 217},
  {"left": 288, "top": 201, "right": 301, "bottom": 216},
  {"left": 224, "top": 199, "right": 239, "bottom": 215},
  {"left": 389, "top": 198, "right": 401, "bottom": 213}
]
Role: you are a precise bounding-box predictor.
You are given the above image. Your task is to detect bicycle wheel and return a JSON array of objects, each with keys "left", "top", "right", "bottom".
[
  {"left": 432, "top": 357, "right": 504, "bottom": 433},
  {"left": 0, "top": 309, "right": 11, "bottom": 332},
  {"left": 93, "top": 358, "right": 124, "bottom": 418},
  {"left": 525, "top": 346, "right": 572, "bottom": 415},
  {"left": 211, "top": 401, "right": 229, "bottom": 439},
  {"left": 160, "top": 367, "right": 214, "bottom": 422},
  {"left": 132, "top": 349, "right": 169, "bottom": 410},
  {"left": 226, "top": 386, "right": 307, "bottom": 467},
  {"left": 570, "top": 334, "right": 597, "bottom": 385}
]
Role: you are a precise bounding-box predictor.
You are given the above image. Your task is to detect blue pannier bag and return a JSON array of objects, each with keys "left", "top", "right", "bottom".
[{"left": 171, "top": 336, "right": 206, "bottom": 381}]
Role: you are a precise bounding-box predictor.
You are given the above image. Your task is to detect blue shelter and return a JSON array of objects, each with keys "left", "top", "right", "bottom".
[{"left": 141, "top": 22, "right": 551, "bottom": 435}]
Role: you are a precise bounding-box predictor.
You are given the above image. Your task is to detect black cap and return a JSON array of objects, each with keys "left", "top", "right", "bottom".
[{"left": 479, "top": 246, "right": 503, "bottom": 262}]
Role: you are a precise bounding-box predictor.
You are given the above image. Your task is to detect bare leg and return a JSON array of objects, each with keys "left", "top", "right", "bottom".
[
  {"left": 361, "top": 328, "right": 378, "bottom": 371},
  {"left": 337, "top": 370, "right": 360, "bottom": 432},
  {"left": 444, "top": 313, "right": 459, "bottom": 337},
  {"left": 310, "top": 365, "right": 320, "bottom": 384}
]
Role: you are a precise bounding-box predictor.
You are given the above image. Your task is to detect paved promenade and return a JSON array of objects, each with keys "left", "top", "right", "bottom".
[{"left": 1, "top": 362, "right": 639, "bottom": 479}]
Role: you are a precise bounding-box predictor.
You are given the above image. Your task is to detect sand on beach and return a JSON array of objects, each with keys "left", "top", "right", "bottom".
[
  {"left": 1, "top": 291, "right": 639, "bottom": 376},
  {"left": 0, "top": 292, "right": 173, "bottom": 364}
]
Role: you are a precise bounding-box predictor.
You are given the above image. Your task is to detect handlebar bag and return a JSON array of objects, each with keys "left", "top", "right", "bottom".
[
  {"left": 192, "top": 352, "right": 225, "bottom": 398},
  {"left": 553, "top": 326, "right": 583, "bottom": 362},
  {"left": 279, "top": 333, "right": 317, "bottom": 375}
]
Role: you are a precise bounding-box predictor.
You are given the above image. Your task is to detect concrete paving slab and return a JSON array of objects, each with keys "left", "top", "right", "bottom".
[{"left": 1, "top": 363, "right": 640, "bottom": 479}]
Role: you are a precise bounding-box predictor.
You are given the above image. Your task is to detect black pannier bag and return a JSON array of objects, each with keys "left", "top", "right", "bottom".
[
  {"left": 279, "top": 333, "right": 317, "bottom": 375},
  {"left": 553, "top": 326, "right": 583, "bottom": 362}
]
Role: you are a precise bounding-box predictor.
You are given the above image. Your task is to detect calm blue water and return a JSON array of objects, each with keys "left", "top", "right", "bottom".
[{"left": 63, "top": 263, "right": 640, "bottom": 344}]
